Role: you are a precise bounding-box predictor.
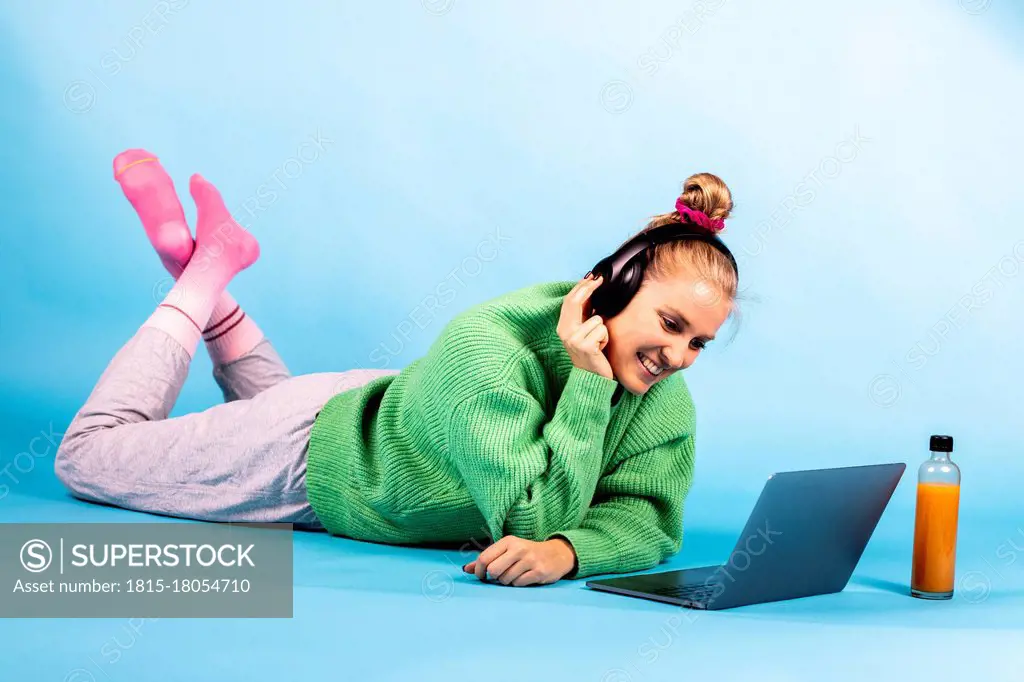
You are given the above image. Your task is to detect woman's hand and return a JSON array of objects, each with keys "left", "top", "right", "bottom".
[
  {"left": 558, "top": 274, "right": 614, "bottom": 380},
  {"left": 463, "top": 535, "right": 577, "bottom": 586}
]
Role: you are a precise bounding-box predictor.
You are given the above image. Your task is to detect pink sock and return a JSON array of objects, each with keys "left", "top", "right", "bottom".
[
  {"left": 114, "top": 150, "right": 265, "bottom": 363},
  {"left": 113, "top": 149, "right": 193, "bottom": 276},
  {"left": 142, "top": 175, "right": 260, "bottom": 357}
]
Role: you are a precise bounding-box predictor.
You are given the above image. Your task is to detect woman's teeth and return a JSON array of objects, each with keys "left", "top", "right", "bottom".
[{"left": 638, "top": 353, "right": 663, "bottom": 376}]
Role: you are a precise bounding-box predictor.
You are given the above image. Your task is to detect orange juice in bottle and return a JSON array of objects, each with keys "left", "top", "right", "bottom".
[{"left": 910, "top": 435, "right": 961, "bottom": 599}]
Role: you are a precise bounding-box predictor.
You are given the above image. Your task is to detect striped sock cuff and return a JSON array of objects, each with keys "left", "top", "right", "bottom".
[
  {"left": 203, "top": 304, "right": 243, "bottom": 340},
  {"left": 202, "top": 298, "right": 265, "bottom": 366},
  {"left": 158, "top": 303, "right": 202, "bottom": 332}
]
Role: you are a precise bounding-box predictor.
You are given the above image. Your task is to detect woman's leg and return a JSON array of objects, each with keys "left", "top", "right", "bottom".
[
  {"left": 211, "top": 338, "right": 292, "bottom": 402},
  {"left": 54, "top": 327, "right": 335, "bottom": 527},
  {"left": 55, "top": 174, "right": 324, "bottom": 525},
  {"left": 113, "top": 149, "right": 285, "bottom": 401}
]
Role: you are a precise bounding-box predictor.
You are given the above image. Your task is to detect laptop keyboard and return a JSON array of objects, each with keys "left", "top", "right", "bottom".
[{"left": 650, "top": 583, "right": 722, "bottom": 602}]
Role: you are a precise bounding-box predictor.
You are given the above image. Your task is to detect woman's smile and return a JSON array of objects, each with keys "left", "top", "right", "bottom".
[{"left": 637, "top": 352, "right": 665, "bottom": 380}]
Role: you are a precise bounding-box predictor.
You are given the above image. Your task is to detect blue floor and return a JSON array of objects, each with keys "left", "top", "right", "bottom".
[{"left": 2, "top": 440, "right": 1021, "bottom": 681}]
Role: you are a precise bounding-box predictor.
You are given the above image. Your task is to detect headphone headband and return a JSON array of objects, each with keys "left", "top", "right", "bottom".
[
  {"left": 611, "top": 223, "right": 738, "bottom": 277},
  {"left": 586, "top": 221, "right": 738, "bottom": 319}
]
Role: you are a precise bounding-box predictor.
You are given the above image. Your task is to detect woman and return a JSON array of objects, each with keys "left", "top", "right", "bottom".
[{"left": 54, "top": 149, "right": 738, "bottom": 587}]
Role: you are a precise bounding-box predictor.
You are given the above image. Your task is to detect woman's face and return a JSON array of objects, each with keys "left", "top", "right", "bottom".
[{"left": 603, "top": 269, "right": 732, "bottom": 396}]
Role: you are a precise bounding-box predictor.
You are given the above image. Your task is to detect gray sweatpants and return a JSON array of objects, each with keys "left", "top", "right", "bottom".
[{"left": 54, "top": 325, "right": 397, "bottom": 529}]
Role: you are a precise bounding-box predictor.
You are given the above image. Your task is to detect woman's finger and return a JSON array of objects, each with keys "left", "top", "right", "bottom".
[
  {"left": 474, "top": 538, "right": 514, "bottom": 581},
  {"left": 485, "top": 550, "right": 521, "bottom": 583},
  {"left": 559, "top": 277, "right": 604, "bottom": 342},
  {"left": 511, "top": 569, "right": 545, "bottom": 587},
  {"left": 564, "top": 277, "right": 602, "bottom": 317},
  {"left": 572, "top": 275, "right": 602, "bottom": 304},
  {"left": 577, "top": 276, "right": 603, "bottom": 319},
  {"left": 580, "top": 322, "right": 609, "bottom": 348},
  {"left": 569, "top": 315, "right": 605, "bottom": 346},
  {"left": 497, "top": 558, "right": 533, "bottom": 586},
  {"left": 565, "top": 274, "right": 594, "bottom": 300},
  {"left": 560, "top": 279, "right": 593, "bottom": 321}
]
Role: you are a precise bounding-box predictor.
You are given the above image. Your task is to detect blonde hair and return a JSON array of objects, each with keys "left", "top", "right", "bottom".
[{"left": 627, "top": 172, "right": 738, "bottom": 302}]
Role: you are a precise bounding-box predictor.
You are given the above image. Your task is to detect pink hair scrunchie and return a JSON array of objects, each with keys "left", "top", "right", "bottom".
[{"left": 675, "top": 197, "right": 725, "bottom": 233}]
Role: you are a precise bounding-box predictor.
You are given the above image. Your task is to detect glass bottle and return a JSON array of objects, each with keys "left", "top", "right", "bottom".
[{"left": 910, "top": 435, "right": 961, "bottom": 599}]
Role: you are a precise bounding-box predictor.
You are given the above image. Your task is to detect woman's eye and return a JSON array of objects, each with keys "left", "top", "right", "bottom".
[
  {"left": 692, "top": 340, "right": 706, "bottom": 351},
  {"left": 661, "top": 317, "right": 679, "bottom": 332}
]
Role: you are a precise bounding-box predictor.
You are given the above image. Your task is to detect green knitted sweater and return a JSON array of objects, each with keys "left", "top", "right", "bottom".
[{"left": 306, "top": 280, "right": 698, "bottom": 579}]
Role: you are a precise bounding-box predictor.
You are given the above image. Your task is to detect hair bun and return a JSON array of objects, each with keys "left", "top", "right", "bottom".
[{"left": 676, "top": 172, "right": 733, "bottom": 231}]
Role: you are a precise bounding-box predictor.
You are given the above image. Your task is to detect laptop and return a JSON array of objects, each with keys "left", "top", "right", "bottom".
[{"left": 586, "top": 462, "right": 906, "bottom": 610}]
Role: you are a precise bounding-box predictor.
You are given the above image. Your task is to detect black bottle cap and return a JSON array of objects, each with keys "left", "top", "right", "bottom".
[{"left": 930, "top": 435, "right": 953, "bottom": 452}]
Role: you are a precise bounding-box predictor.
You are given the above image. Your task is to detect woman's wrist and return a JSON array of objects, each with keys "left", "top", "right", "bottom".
[{"left": 548, "top": 536, "right": 578, "bottom": 577}]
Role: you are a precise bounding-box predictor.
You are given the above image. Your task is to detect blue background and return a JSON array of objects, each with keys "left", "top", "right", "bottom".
[{"left": 1, "top": 1, "right": 1022, "bottom": 680}]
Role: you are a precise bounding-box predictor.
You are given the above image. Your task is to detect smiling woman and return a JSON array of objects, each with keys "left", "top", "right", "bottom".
[
  {"left": 589, "top": 173, "right": 739, "bottom": 396},
  {"left": 461, "top": 173, "right": 740, "bottom": 582},
  {"left": 52, "top": 149, "right": 739, "bottom": 588}
]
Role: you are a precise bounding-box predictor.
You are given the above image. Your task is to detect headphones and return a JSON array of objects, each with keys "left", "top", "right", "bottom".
[{"left": 586, "top": 222, "right": 738, "bottom": 319}]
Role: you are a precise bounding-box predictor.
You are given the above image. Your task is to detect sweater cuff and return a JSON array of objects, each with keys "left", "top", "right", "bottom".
[
  {"left": 542, "top": 366, "right": 619, "bottom": 460},
  {"left": 562, "top": 365, "right": 619, "bottom": 410},
  {"left": 545, "top": 527, "right": 619, "bottom": 579}
]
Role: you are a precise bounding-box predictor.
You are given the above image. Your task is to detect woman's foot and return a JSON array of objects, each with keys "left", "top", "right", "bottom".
[
  {"left": 116, "top": 150, "right": 267, "bottom": 365},
  {"left": 143, "top": 175, "right": 260, "bottom": 359},
  {"left": 113, "top": 149, "right": 194, "bottom": 277},
  {"left": 184, "top": 173, "right": 260, "bottom": 287}
]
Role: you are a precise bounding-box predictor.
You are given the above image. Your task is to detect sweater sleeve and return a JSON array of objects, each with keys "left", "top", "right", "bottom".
[
  {"left": 446, "top": 365, "right": 620, "bottom": 542},
  {"left": 545, "top": 432, "right": 696, "bottom": 579}
]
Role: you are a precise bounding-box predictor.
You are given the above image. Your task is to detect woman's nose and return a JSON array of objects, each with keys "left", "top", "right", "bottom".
[{"left": 663, "top": 346, "right": 689, "bottom": 371}]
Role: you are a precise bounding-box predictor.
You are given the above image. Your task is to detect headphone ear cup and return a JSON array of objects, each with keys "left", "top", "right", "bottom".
[
  {"left": 586, "top": 263, "right": 615, "bottom": 318},
  {"left": 589, "top": 258, "right": 644, "bottom": 319},
  {"left": 612, "top": 259, "right": 646, "bottom": 316}
]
